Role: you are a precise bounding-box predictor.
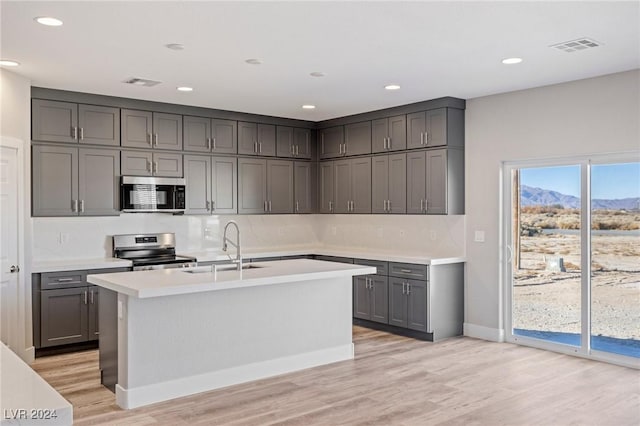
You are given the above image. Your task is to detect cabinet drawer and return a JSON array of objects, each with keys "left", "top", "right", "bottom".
[
  {"left": 354, "top": 259, "right": 388, "bottom": 276},
  {"left": 40, "top": 271, "right": 87, "bottom": 289},
  {"left": 389, "top": 262, "right": 428, "bottom": 281}
]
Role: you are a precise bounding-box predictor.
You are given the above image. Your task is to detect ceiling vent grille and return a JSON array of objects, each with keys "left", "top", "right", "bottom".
[
  {"left": 550, "top": 38, "right": 600, "bottom": 53},
  {"left": 123, "top": 77, "right": 162, "bottom": 87}
]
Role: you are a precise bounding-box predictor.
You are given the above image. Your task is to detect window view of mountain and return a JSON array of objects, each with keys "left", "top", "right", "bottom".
[{"left": 520, "top": 185, "right": 640, "bottom": 210}]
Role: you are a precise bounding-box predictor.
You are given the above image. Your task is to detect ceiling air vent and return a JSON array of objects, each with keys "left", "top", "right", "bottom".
[
  {"left": 123, "top": 77, "right": 162, "bottom": 87},
  {"left": 550, "top": 38, "right": 600, "bottom": 53}
]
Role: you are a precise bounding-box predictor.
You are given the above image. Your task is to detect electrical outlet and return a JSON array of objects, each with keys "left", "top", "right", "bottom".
[
  {"left": 430, "top": 230, "right": 437, "bottom": 241},
  {"left": 474, "top": 231, "right": 485, "bottom": 243}
]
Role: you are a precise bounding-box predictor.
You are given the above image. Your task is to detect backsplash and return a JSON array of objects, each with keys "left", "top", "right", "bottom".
[{"left": 31, "top": 214, "right": 465, "bottom": 260}]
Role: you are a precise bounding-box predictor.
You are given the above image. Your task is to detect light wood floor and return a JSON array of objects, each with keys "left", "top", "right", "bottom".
[{"left": 32, "top": 326, "right": 640, "bottom": 425}]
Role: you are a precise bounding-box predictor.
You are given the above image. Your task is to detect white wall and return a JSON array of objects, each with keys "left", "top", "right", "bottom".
[
  {"left": 464, "top": 70, "right": 640, "bottom": 341},
  {"left": 0, "top": 68, "right": 33, "bottom": 361}
]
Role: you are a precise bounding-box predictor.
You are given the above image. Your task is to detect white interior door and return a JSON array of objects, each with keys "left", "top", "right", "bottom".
[{"left": 0, "top": 143, "right": 20, "bottom": 350}]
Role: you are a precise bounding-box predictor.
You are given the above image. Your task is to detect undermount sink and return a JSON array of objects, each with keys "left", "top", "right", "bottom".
[{"left": 181, "top": 264, "right": 263, "bottom": 273}]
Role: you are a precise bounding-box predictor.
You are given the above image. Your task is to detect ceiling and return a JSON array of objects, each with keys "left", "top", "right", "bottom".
[{"left": 1, "top": 1, "right": 638, "bottom": 121}]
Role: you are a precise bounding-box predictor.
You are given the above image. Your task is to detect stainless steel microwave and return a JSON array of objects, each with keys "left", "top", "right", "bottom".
[{"left": 120, "top": 176, "right": 186, "bottom": 213}]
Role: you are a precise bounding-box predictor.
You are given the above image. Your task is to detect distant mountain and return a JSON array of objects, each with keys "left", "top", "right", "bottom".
[{"left": 521, "top": 185, "right": 640, "bottom": 210}]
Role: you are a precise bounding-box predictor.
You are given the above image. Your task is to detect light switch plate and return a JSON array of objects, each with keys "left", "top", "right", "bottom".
[{"left": 474, "top": 231, "right": 485, "bottom": 243}]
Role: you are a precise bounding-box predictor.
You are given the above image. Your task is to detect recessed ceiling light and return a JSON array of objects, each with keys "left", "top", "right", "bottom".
[
  {"left": 34, "top": 16, "right": 63, "bottom": 26},
  {"left": 385, "top": 84, "right": 401, "bottom": 90},
  {"left": 165, "top": 43, "right": 185, "bottom": 51},
  {"left": 177, "top": 86, "right": 193, "bottom": 92},
  {"left": 0, "top": 60, "right": 20, "bottom": 67},
  {"left": 310, "top": 72, "right": 325, "bottom": 77},
  {"left": 302, "top": 105, "right": 316, "bottom": 110},
  {"left": 502, "top": 57, "right": 523, "bottom": 65},
  {"left": 245, "top": 59, "right": 262, "bottom": 65}
]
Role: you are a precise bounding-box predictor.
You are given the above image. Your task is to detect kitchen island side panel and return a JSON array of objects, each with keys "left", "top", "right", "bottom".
[{"left": 115, "top": 276, "right": 353, "bottom": 408}]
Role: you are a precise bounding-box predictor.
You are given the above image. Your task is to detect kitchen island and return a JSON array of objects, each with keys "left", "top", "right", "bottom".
[{"left": 87, "top": 259, "right": 375, "bottom": 409}]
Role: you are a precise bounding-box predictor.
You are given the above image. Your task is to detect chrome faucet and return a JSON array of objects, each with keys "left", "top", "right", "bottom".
[{"left": 222, "top": 220, "right": 242, "bottom": 271}]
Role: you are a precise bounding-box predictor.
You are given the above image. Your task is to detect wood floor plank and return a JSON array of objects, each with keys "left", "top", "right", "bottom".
[{"left": 30, "top": 326, "right": 640, "bottom": 425}]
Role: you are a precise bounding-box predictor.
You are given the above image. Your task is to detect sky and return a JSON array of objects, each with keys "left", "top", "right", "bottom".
[{"left": 520, "top": 162, "right": 640, "bottom": 200}]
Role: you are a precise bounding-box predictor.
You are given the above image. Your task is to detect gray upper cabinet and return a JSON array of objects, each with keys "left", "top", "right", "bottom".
[
  {"left": 32, "top": 145, "right": 78, "bottom": 216},
  {"left": 184, "top": 155, "right": 237, "bottom": 215},
  {"left": 212, "top": 156, "right": 237, "bottom": 214},
  {"left": 319, "top": 126, "right": 344, "bottom": 159},
  {"left": 277, "top": 127, "right": 311, "bottom": 159},
  {"left": 33, "top": 100, "right": 119, "bottom": 146},
  {"left": 121, "top": 150, "right": 182, "bottom": 177},
  {"left": 372, "top": 153, "right": 406, "bottom": 214},
  {"left": 238, "top": 122, "right": 276, "bottom": 156},
  {"left": 372, "top": 115, "right": 406, "bottom": 153},
  {"left": 122, "top": 109, "right": 182, "bottom": 150},
  {"left": 184, "top": 116, "right": 237, "bottom": 154},
  {"left": 319, "top": 161, "right": 334, "bottom": 213},
  {"left": 333, "top": 157, "right": 371, "bottom": 214},
  {"left": 294, "top": 161, "right": 316, "bottom": 213},
  {"left": 32, "top": 145, "right": 120, "bottom": 217},
  {"left": 344, "top": 121, "right": 372, "bottom": 156},
  {"left": 407, "top": 108, "right": 464, "bottom": 149},
  {"left": 78, "top": 148, "right": 120, "bottom": 216},
  {"left": 407, "top": 148, "right": 463, "bottom": 215},
  {"left": 238, "top": 158, "right": 267, "bottom": 214},
  {"left": 184, "top": 155, "right": 211, "bottom": 215},
  {"left": 238, "top": 158, "right": 291, "bottom": 214},
  {"left": 267, "top": 160, "right": 293, "bottom": 213}
]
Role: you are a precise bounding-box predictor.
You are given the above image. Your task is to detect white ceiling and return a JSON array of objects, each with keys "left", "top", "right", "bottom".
[{"left": 1, "top": 1, "right": 638, "bottom": 121}]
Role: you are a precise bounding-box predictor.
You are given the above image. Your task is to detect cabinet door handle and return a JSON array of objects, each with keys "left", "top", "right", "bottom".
[
  {"left": 154, "top": 161, "right": 158, "bottom": 174},
  {"left": 424, "top": 199, "right": 428, "bottom": 213},
  {"left": 212, "top": 137, "right": 216, "bottom": 150},
  {"left": 90, "top": 290, "right": 95, "bottom": 304},
  {"left": 254, "top": 141, "right": 258, "bottom": 153},
  {"left": 329, "top": 200, "right": 333, "bottom": 212},
  {"left": 400, "top": 269, "right": 413, "bottom": 273},
  {"left": 343, "top": 143, "right": 347, "bottom": 155},
  {"left": 425, "top": 132, "right": 429, "bottom": 144},
  {"left": 79, "top": 200, "right": 84, "bottom": 213},
  {"left": 387, "top": 137, "right": 392, "bottom": 149},
  {"left": 296, "top": 200, "right": 299, "bottom": 212},
  {"left": 57, "top": 277, "right": 74, "bottom": 282},
  {"left": 295, "top": 145, "right": 299, "bottom": 156},
  {"left": 268, "top": 200, "right": 272, "bottom": 212},
  {"left": 402, "top": 282, "right": 406, "bottom": 294},
  {"left": 206, "top": 201, "right": 210, "bottom": 211},
  {"left": 207, "top": 138, "right": 211, "bottom": 150},
  {"left": 420, "top": 132, "right": 425, "bottom": 145},
  {"left": 259, "top": 142, "right": 262, "bottom": 153},
  {"left": 146, "top": 161, "right": 151, "bottom": 172},
  {"left": 388, "top": 200, "right": 391, "bottom": 212},
  {"left": 351, "top": 201, "right": 355, "bottom": 212},
  {"left": 72, "top": 199, "right": 78, "bottom": 213},
  {"left": 84, "top": 290, "right": 88, "bottom": 305},
  {"left": 148, "top": 133, "right": 153, "bottom": 146},
  {"left": 264, "top": 200, "right": 268, "bottom": 212},
  {"left": 420, "top": 199, "right": 424, "bottom": 212},
  {"left": 211, "top": 200, "right": 216, "bottom": 211},
  {"left": 154, "top": 133, "right": 159, "bottom": 147},
  {"left": 406, "top": 283, "right": 411, "bottom": 295},
  {"left": 79, "top": 127, "right": 84, "bottom": 140},
  {"left": 71, "top": 126, "right": 77, "bottom": 139}
]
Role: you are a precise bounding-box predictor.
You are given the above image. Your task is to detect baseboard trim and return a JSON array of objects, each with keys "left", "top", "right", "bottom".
[
  {"left": 463, "top": 323, "right": 505, "bottom": 342},
  {"left": 116, "top": 343, "right": 354, "bottom": 409}
]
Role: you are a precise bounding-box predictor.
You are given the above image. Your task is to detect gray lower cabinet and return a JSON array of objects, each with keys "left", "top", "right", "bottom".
[
  {"left": 238, "top": 122, "right": 276, "bottom": 156},
  {"left": 407, "top": 148, "right": 463, "bottom": 215},
  {"left": 319, "top": 126, "right": 344, "bottom": 159},
  {"left": 333, "top": 157, "right": 371, "bottom": 214},
  {"left": 276, "top": 126, "right": 311, "bottom": 159},
  {"left": 388, "top": 277, "right": 427, "bottom": 332},
  {"left": 407, "top": 108, "right": 464, "bottom": 150},
  {"left": 319, "top": 161, "right": 334, "bottom": 213},
  {"left": 183, "top": 116, "right": 237, "bottom": 154},
  {"left": 122, "top": 109, "right": 183, "bottom": 151},
  {"left": 372, "top": 115, "right": 406, "bottom": 153},
  {"left": 32, "top": 100, "right": 120, "bottom": 146},
  {"left": 294, "top": 161, "right": 316, "bottom": 213},
  {"left": 32, "top": 145, "right": 120, "bottom": 216},
  {"left": 33, "top": 268, "right": 128, "bottom": 349},
  {"left": 121, "top": 150, "right": 183, "bottom": 177},
  {"left": 184, "top": 155, "right": 237, "bottom": 215},
  {"left": 353, "top": 274, "right": 388, "bottom": 324},
  {"left": 372, "top": 153, "right": 406, "bottom": 214},
  {"left": 238, "top": 158, "right": 292, "bottom": 213}
]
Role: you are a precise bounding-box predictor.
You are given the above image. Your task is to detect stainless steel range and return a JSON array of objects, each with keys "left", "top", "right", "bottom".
[{"left": 113, "top": 232, "right": 197, "bottom": 271}]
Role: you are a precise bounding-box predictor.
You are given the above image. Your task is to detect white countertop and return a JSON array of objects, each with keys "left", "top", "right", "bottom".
[
  {"left": 33, "top": 247, "right": 465, "bottom": 273},
  {"left": 32, "top": 257, "right": 132, "bottom": 273},
  {"left": 0, "top": 343, "right": 73, "bottom": 425},
  {"left": 87, "top": 259, "right": 376, "bottom": 298}
]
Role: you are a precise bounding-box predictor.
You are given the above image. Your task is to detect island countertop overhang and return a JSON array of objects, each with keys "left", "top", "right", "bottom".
[{"left": 87, "top": 259, "right": 376, "bottom": 299}]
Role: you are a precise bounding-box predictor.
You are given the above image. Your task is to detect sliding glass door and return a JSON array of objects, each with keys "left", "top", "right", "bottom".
[{"left": 505, "top": 157, "right": 639, "bottom": 365}]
